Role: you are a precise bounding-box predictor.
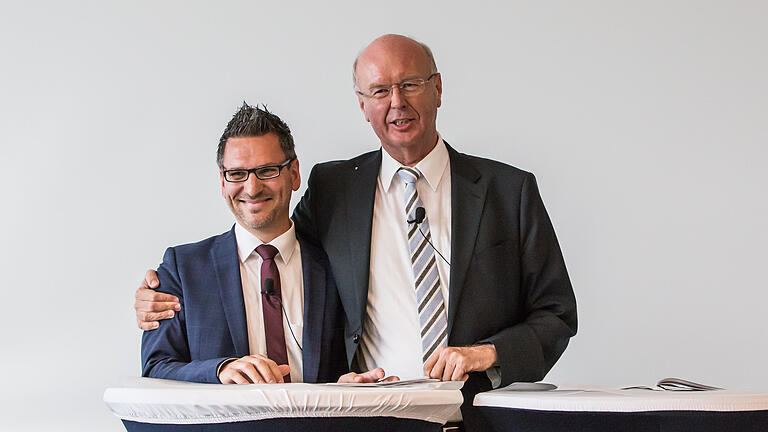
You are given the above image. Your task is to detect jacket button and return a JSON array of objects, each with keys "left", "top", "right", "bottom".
[{"left": 353, "top": 334, "right": 360, "bottom": 344}]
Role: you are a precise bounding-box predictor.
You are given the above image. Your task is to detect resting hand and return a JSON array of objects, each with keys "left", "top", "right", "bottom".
[
  {"left": 219, "top": 355, "right": 291, "bottom": 384},
  {"left": 423, "top": 345, "right": 498, "bottom": 381},
  {"left": 337, "top": 367, "right": 399, "bottom": 383},
  {"left": 134, "top": 269, "right": 180, "bottom": 330}
]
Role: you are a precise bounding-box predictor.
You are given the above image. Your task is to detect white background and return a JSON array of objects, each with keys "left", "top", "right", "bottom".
[{"left": 1, "top": 1, "right": 766, "bottom": 430}]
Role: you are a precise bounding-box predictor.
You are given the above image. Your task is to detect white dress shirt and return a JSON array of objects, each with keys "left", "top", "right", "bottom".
[
  {"left": 361, "top": 137, "right": 452, "bottom": 379},
  {"left": 235, "top": 221, "right": 304, "bottom": 383}
]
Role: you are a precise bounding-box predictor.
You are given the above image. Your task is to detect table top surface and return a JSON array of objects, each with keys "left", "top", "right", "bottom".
[
  {"left": 104, "top": 377, "right": 463, "bottom": 425},
  {"left": 474, "top": 385, "right": 768, "bottom": 412}
]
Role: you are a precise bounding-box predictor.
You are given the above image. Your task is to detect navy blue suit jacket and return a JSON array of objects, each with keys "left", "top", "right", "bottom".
[{"left": 141, "top": 226, "right": 348, "bottom": 383}]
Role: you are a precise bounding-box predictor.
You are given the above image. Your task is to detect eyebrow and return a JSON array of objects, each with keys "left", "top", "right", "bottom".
[{"left": 366, "top": 75, "right": 425, "bottom": 89}]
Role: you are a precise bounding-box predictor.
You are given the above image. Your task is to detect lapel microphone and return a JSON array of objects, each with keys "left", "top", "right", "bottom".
[
  {"left": 407, "top": 206, "right": 451, "bottom": 267},
  {"left": 407, "top": 207, "right": 426, "bottom": 224},
  {"left": 261, "top": 278, "right": 303, "bottom": 352},
  {"left": 261, "top": 278, "right": 275, "bottom": 296}
]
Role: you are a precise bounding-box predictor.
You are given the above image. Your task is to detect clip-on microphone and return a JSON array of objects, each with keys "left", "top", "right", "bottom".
[
  {"left": 408, "top": 206, "right": 450, "bottom": 267},
  {"left": 261, "top": 278, "right": 302, "bottom": 351}
]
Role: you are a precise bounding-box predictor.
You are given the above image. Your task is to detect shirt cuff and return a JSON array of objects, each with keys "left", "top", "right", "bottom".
[{"left": 485, "top": 366, "right": 502, "bottom": 389}]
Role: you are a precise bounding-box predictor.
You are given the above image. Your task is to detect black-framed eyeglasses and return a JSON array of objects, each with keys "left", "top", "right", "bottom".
[
  {"left": 356, "top": 73, "right": 439, "bottom": 100},
  {"left": 222, "top": 158, "right": 295, "bottom": 182}
]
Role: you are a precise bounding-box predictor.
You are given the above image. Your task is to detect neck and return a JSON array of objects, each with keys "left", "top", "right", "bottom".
[
  {"left": 245, "top": 218, "right": 292, "bottom": 244},
  {"left": 384, "top": 133, "right": 439, "bottom": 167}
]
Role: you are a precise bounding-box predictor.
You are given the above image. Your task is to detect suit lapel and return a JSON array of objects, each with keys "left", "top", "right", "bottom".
[
  {"left": 446, "top": 144, "right": 485, "bottom": 338},
  {"left": 211, "top": 227, "right": 250, "bottom": 357},
  {"left": 298, "top": 239, "right": 325, "bottom": 384},
  {"left": 344, "top": 150, "right": 380, "bottom": 325}
]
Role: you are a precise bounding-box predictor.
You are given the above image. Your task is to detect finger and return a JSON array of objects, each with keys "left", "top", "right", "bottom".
[
  {"left": 220, "top": 367, "right": 244, "bottom": 384},
  {"left": 380, "top": 375, "right": 400, "bottom": 382},
  {"left": 137, "top": 320, "right": 159, "bottom": 331},
  {"left": 277, "top": 364, "right": 291, "bottom": 380},
  {"left": 144, "top": 269, "right": 160, "bottom": 288},
  {"left": 264, "top": 360, "right": 285, "bottom": 383},
  {"left": 135, "top": 289, "right": 179, "bottom": 304},
  {"left": 229, "top": 371, "right": 249, "bottom": 384},
  {"left": 428, "top": 355, "right": 447, "bottom": 379},
  {"left": 251, "top": 358, "right": 279, "bottom": 383},
  {"left": 423, "top": 348, "right": 441, "bottom": 375},
  {"left": 336, "top": 372, "right": 356, "bottom": 383},
  {"left": 137, "top": 310, "right": 176, "bottom": 323},
  {"left": 135, "top": 299, "right": 180, "bottom": 313},
  {"left": 442, "top": 359, "right": 456, "bottom": 382},
  {"left": 451, "top": 366, "right": 467, "bottom": 382},
  {"left": 239, "top": 363, "right": 265, "bottom": 384},
  {"left": 357, "top": 368, "right": 385, "bottom": 383}
]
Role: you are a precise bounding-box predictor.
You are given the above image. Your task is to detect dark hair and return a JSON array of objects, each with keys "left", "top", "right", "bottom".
[{"left": 217, "top": 102, "right": 296, "bottom": 168}]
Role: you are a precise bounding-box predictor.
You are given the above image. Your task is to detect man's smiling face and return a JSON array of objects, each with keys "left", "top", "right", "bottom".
[
  {"left": 355, "top": 35, "right": 442, "bottom": 164},
  {"left": 219, "top": 133, "right": 299, "bottom": 241}
]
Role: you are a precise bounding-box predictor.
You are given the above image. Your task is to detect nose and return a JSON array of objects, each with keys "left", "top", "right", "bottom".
[
  {"left": 243, "top": 172, "right": 264, "bottom": 196},
  {"left": 390, "top": 86, "right": 407, "bottom": 109}
]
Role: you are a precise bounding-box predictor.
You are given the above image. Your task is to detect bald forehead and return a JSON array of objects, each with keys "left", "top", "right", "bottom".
[{"left": 353, "top": 35, "right": 437, "bottom": 86}]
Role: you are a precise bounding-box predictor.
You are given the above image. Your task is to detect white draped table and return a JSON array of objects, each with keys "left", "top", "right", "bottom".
[
  {"left": 473, "top": 385, "right": 768, "bottom": 432},
  {"left": 104, "top": 378, "right": 463, "bottom": 431}
]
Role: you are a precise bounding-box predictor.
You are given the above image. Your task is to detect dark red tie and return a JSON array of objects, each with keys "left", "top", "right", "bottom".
[{"left": 255, "top": 244, "right": 290, "bottom": 382}]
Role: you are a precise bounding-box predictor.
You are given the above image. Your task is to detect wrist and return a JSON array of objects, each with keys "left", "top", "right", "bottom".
[
  {"left": 216, "top": 358, "right": 238, "bottom": 381},
  {"left": 472, "top": 344, "right": 498, "bottom": 371}
]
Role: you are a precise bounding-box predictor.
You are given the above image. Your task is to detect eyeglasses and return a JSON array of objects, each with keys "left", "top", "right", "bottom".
[
  {"left": 356, "top": 73, "right": 438, "bottom": 100},
  {"left": 222, "top": 158, "right": 295, "bottom": 182}
]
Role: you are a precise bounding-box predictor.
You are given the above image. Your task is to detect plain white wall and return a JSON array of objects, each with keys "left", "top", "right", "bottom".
[{"left": 1, "top": 1, "right": 766, "bottom": 430}]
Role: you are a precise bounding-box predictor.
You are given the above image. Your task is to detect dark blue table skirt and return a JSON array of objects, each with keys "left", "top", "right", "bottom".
[
  {"left": 123, "top": 417, "right": 442, "bottom": 432},
  {"left": 476, "top": 407, "right": 768, "bottom": 432}
]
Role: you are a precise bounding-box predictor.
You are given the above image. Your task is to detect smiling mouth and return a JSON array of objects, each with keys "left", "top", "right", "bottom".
[
  {"left": 239, "top": 197, "right": 271, "bottom": 207},
  {"left": 391, "top": 119, "right": 413, "bottom": 126}
]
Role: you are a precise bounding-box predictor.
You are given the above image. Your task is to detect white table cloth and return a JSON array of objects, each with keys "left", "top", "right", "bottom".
[{"left": 104, "top": 378, "right": 463, "bottom": 425}]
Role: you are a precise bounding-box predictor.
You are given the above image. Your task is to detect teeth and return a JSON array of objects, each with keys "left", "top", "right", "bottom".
[{"left": 394, "top": 119, "right": 409, "bottom": 125}]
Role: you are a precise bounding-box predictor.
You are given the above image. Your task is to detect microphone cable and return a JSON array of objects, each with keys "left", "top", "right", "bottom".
[
  {"left": 408, "top": 206, "right": 451, "bottom": 267},
  {"left": 261, "top": 278, "right": 303, "bottom": 352}
]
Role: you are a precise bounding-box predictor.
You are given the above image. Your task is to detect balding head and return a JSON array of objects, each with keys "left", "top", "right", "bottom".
[
  {"left": 353, "top": 34, "right": 438, "bottom": 88},
  {"left": 352, "top": 34, "right": 443, "bottom": 166}
]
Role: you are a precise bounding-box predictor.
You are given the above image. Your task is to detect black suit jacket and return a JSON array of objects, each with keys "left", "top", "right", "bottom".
[
  {"left": 141, "top": 227, "right": 348, "bottom": 384},
  {"left": 292, "top": 143, "right": 577, "bottom": 405}
]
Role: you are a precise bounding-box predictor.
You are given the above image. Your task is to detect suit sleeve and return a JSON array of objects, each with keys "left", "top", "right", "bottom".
[
  {"left": 292, "top": 165, "right": 320, "bottom": 246},
  {"left": 140, "top": 247, "right": 230, "bottom": 383},
  {"left": 480, "top": 172, "right": 577, "bottom": 385}
]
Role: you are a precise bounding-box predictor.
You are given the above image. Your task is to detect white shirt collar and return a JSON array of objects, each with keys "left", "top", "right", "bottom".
[
  {"left": 380, "top": 134, "right": 450, "bottom": 193},
  {"left": 234, "top": 220, "right": 298, "bottom": 264}
]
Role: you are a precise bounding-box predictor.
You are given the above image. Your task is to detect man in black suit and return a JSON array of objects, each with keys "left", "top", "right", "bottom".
[{"left": 135, "top": 34, "right": 577, "bottom": 427}]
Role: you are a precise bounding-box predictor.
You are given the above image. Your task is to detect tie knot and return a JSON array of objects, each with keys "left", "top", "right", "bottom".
[
  {"left": 397, "top": 167, "right": 421, "bottom": 184},
  {"left": 255, "top": 244, "right": 278, "bottom": 260}
]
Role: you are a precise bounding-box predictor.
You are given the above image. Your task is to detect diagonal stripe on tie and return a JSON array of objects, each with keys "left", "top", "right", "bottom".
[{"left": 397, "top": 167, "right": 448, "bottom": 365}]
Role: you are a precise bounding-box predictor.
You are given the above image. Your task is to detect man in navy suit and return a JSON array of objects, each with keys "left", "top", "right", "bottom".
[{"left": 141, "top": 103, "right": 348, "bottom": 384}]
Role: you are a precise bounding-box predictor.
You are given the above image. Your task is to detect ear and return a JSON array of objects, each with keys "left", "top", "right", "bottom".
[
  {"left": 357, "top": 93, "right": 371, "bottom": 122},
  {"left": 433, "top": 73, "right": 443, "bottom": 108},
  {"left": 289, "top": 159, "right": 301, "bottom": 191}
]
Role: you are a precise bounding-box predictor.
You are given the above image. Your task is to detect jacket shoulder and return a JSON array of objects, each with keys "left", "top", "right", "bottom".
[
  {"left": 167, "top": 228, "right": 234, "bottom": 259},
  {"left": 449, "top": 146, "right": 533, "bottom": 181},
  {"left": 310, "top": 150, "right": 380, "bottom": 175}
]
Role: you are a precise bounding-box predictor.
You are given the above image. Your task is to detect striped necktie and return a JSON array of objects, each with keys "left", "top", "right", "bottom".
[{"left": 397, "top": 167, "right": 448, "bottom": 364}]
